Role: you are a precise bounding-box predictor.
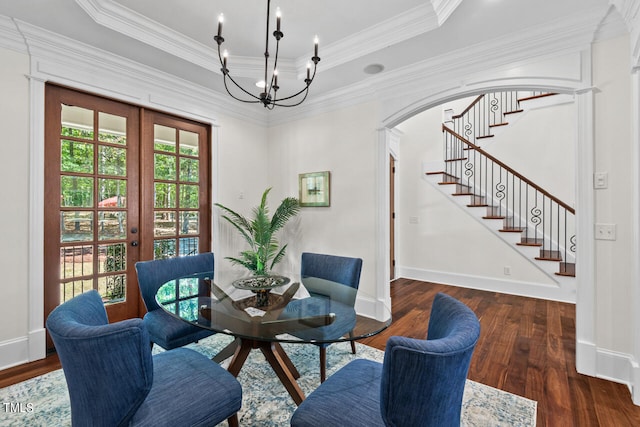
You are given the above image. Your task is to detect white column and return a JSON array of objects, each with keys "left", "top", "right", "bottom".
[
  {"left": 631, "top": 67, "right": 640, "bottom": 405},
  {"left": 28, "top": 76, "right": 46, "bottom": 362},
  {"left": 574, "top": 86, "right": 597, "bottom": 377}
]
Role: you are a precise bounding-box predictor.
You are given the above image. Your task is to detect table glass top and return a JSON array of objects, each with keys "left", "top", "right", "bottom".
[{"left": 155, "top": 271, "right": 391, "bottom": 344}]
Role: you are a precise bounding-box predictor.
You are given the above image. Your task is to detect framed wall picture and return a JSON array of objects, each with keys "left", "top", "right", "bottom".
[{"left": 299, "top": 171, "right": 330, "bottom": 207}]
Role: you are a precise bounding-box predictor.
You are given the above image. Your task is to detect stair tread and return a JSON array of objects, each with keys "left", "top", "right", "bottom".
[
  {"left": 483, "top": 215, "right": 506, "bottom": 219},
  {"left": 504, "top": 109, "right": 524, "bottom": 115},
  {"left": 476, "top": 135, "right": 494, "bottom": 139},
  {"left": 439, "top": 181, "right": 458, "bottom": 185},
  {"left": 489, "top": 122, "right": 509, "bottom": 128},
  {"left": 445, "top": 157, "right": 467, "bottom": 162},
  {"left": 468, "top": 204, "right": 489, "bottom": 207},
  {"left": 499, "top": 227, "right": 525, "bottom": 232},
  {"left": 556, "top": 262, "right": 576, "bottom": 277},
  {"left": 453, "top": 192, "right": 474, "bottom": 196},
  {"left": 517, "top": 242, "right": 543, "bottom": 247},
  {"left": 536, "top": 250, "right": 563, "bottom": 261},
  {"left": 536, "top": 255, "right": 563, "bottom": 261}
]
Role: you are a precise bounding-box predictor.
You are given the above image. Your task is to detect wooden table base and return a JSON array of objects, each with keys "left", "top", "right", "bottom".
[{"left": 226, "top": 339, "right": 305, "bottom": 406}]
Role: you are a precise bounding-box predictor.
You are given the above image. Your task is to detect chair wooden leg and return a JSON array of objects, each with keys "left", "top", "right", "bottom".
[
  {"left": 320, "top": 347, "right": 327, "bottom": 383},
  {"left": 227, "top": 413, "right": 239, "bottom": 427}
]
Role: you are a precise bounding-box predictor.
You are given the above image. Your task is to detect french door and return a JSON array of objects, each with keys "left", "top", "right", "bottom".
[{"left": 44, "top": 85, "right": 211, "bottom": 335}]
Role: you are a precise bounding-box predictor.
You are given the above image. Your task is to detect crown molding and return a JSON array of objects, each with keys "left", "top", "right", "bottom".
[
  {"left": 75, "top": 0, "right": 217, "bottom": 70},
  {"left": 0, "top": 15, "right": 28, "bottom": 53},
  {"left": 268, "top": 6, "right": 606, "bottom": 127},
  {"left": 75, "top": 0, "right": 299, "bottom": 81},
  {"left": 73, "top": 0, "right": 458, "bottom": 81},
  {"left": 431, "top": 0, "right": 464, "bottom": 25},
  {"left": 14, "top": 19, "right": 268, "bottom": 127},
  {"left": 610, "top": 0, "right": 640, "bottom": 66},
  {"left": 294, "top": 3, "right": 441, "bottom": 76}
]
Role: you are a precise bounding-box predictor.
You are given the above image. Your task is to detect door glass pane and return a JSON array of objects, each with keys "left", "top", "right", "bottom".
[
  {"left": 60, "top": 246, "right": 94, "bottom": 279},
  {"left": 154, "top": 239, "right": 176, "bottom": 259},
  {"left": 61, "top": 176, "right": 94, "bottom": 207},
  {"left": 179, "top": 237, "right": 199, "bottom": 256},
  {"left": 61, "top": 279, "right": 93, "bottom": 303},
  {"left": 98, "top": 275, "right": 126, "bottom": 303},
  {"left": 155, "top": 211, "right": 177, "bottom": 236},
  {"left": 154, "top": 124, "right": 176, "bottom": 152},
  {"left": 98, "top": 211, "right": 127, "bottom": 240},
  {"left": 179, "top": 158, "right": 199, "bottom": 182},
  {"left": 61, "top": 211, "right": 94, "bottom": 242},
  {"left": 98, "top": 243, "right": 127, "bottom": 273},
  {"left": 179, "top": 130, "right": 199, "bottom": 156},
  {"left": 155, "top": 183, "right": 176, "bottom": 208},
  {"left": 180, "top": 185, "right": 199, "bottom": 208},
  {"left": 98, "top": 112, "right": 127, "bottom": 145},
  {"left": 98, "top": 146, "right": 127, "bottom": 176},
  {"left": 61, "top": 140, "right": 94, "bottom": 173},
  {"left": 180, "top": 211, "right": 199, "bottom": 235},
  {"left": 98, "top": 179, "right": 127, "bottom": 208},
  {"left": 61, "top": 105, "right": 94, "bottom": 139},
  {"left": 154, "top": 153, "right": 176, "bottom": 180}
]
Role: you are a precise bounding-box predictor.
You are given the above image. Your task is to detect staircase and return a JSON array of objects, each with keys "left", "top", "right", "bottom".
[{"left": 427, "top": 91, "right": 576, "bottom": 279}]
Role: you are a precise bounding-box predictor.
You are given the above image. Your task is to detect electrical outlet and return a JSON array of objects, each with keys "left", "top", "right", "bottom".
[
  {"left": 595, "top": 223, "right": 616, "bottom": 240},
  {"left": 504, "top": 266, "right": 511, "bottom": 276},
  {"left": 409, "top": 216, "right": 419, "bottom": 224}
]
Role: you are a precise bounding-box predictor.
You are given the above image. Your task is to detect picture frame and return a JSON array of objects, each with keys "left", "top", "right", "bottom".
[{"left": 299, "top": 171, "right": 330, "bottom": 207}]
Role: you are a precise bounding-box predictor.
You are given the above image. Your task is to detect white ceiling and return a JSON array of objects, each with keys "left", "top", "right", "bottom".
[{"left": 0, "top": 0, "right": 623, "bottom": 106}]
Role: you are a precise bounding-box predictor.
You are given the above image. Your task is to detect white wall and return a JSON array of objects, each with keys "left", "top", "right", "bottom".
[
  {"left": 0, "top": 47, "right": 30, "bottom": 349},
  {"left": 212, "top": 113, "right": 270, "bottom": 278},
  {"left": 486, "top": 101, "right": 576, "bottom": 205},
  {"left": 266, "top": 102, "right": 381, "bottom": 301}
]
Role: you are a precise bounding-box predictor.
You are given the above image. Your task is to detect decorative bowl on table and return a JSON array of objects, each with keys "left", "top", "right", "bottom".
[{"left": 232, "top": 275, "right": 290, "bottom": 307}]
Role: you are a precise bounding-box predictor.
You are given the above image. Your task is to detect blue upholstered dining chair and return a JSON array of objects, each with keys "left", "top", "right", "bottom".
[
  {"left": 135, "top": 253, "right": 216, "bottom": 350},
  {"left": 290, "top": 292, "right": 481, "bottom": 427},
  {"left": 294, "top": 252, "right": 363, "bottom": 382},
  {"left": 46, "top": 290, "right": 242, "bottom": 427}
]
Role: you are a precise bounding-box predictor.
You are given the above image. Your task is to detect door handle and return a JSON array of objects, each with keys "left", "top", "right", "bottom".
[{"left": 131, "top": 240, "right": 139, "bottom": 247}]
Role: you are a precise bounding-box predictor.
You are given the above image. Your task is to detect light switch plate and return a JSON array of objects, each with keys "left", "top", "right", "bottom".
[{"left": 594, "top": 172, "right": 608, "bottom": 189}]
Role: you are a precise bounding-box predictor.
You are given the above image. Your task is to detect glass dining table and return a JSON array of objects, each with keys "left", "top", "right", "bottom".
[{"left": 155, "top": 271, "right": 391, "bottom": 405}]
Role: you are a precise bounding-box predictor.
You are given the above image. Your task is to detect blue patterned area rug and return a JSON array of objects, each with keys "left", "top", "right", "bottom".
[{"left": 0, "top": 335, "right": 536, "bottom": 426}]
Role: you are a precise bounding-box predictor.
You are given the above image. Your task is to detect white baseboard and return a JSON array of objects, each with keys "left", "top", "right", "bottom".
[
  {"left": 355, "top": 294, "right": 390, "bottom": 322},
  {"left": 0, "top": 329, "right": 46, "bottom": 371},
  {"left": 397, "top": 266, "right": 576, "bottom": 303},
  {"left": 0, "top": 336, "right": 29, "bottom": 371},
  {"left": 595, "top": 347, "right": 637, "bottom": 404}
]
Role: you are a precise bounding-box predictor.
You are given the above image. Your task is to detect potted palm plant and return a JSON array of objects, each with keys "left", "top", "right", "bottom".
[{"left": 215, "top": 188, "right": 300, "bottom": 305}]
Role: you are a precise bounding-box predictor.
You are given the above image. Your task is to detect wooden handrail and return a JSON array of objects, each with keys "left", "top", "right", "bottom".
[
  {"left": 452, "top": 94, "right": 484, "bottom": 119},
  {"left": 442, "top": 124, "right": 575, "bottom": 214}
]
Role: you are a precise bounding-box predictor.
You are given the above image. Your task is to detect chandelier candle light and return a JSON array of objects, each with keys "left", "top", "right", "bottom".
[{"left": 213, "top": 0, "right": 321, "bottom": 109}]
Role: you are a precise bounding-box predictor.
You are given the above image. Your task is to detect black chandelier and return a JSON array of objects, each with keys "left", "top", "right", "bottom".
[{"left": 213, "top": 0, "right": 320, "bottom": 109}]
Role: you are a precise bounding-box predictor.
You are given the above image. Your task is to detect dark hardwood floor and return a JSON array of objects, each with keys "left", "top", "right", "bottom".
[
  {"left": 2, "top": 278, "right": 640, "bottom": 426},
  {"left": 360, "top": 279, "right": 640, "bottom": 427}
]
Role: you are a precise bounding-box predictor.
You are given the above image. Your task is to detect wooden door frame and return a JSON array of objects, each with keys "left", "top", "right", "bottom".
[
  {"left": 44, "top": 85, "right": 212, "bottom": 337},
  {"left": 44, "top": 85, "right": 141, "bottom": 329},
  {"left": 139, "top": 110, "right": 211, "bottom": 264}
]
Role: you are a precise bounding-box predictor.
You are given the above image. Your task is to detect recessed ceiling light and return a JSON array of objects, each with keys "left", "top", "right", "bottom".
[{"left": 364, "top": 64, "right": 385, "bottom": 75}]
